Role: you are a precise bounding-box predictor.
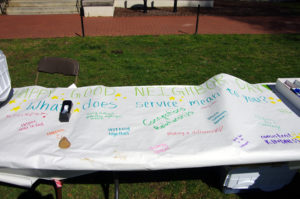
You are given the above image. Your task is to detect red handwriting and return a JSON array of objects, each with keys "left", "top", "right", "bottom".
[{"left": 47, "top": 129, "right": 64, "bottom": 136}]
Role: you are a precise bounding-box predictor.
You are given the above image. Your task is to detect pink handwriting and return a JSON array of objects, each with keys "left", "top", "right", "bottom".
[
  {"left": 19, "top": 120, "right": 44, "bottom": 131},
  {"left": 167, "top": 132, "right": 188, "bottom": 136},
  {"left": 201, "top": 101, "right": 217, "bottom": 109},
  {"left": 150, "top": 144, "right": 170, "bottom": 154},
  {"left": 7, "top": 112, "right": 47, "bottom": 119}
]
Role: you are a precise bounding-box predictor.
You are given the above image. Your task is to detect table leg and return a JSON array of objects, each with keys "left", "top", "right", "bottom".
[
  {"left": 101, "top": 183, "right": 110, "bottom": 199},
  {"left": 54, "top": 179, "right": 63, "bottom": 199},
  {"left": 114, "top": 172, "right": 119, "bottom": 199}
]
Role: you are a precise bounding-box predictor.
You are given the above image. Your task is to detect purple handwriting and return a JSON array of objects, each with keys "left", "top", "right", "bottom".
[
  {"left": 261, "top": 133, "right": 300, "bottom": 144},
  {"left": 233, "top": 134, "right": 249, "bottom": 148}
]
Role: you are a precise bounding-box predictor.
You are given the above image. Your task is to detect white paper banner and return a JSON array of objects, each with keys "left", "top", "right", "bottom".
[{"left": 0, "top": 73, "right": 299, "bottom": 173}]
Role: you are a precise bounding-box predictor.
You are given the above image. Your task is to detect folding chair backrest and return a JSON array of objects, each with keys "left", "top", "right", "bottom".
[{"left": 35, "top": 57, "right": 79, "bottom": 85}]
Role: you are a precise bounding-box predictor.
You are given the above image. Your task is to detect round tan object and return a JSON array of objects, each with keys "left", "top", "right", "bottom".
[{"left": 59, "top": 137, "right": 71, "bottom": 149}]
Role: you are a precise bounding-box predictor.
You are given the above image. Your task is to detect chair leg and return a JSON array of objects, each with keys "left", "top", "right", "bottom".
[
  {"left": 54, "top": 179, "right": 63, "bottom": 199},
  {"left": 35, "top": 72, "right": 39, "bottom": 85},
  {"left": 75, "top": 75, "right": 78, "bottom": 85}
]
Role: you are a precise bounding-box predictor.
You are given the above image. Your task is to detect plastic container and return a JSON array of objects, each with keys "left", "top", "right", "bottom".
[
  {"left": 0, "top": 50, "right": 11, "bottom": 102},
  {"left": 276, "top": 78, "right": 300, "bottom": 110},
  {"left": 222, "top": 163, "right": 297, "bottom": 194}
]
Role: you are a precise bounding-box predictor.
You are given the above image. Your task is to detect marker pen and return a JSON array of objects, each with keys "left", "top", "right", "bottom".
[
  {"left": 293, "top": 80, "right": 300, "bottom": 88},
  {"left": 291, "top": 88, "right": 300, "bottom": 98},
  {"left": 284, "top": 80, "right": 297, "bottom": 89}
]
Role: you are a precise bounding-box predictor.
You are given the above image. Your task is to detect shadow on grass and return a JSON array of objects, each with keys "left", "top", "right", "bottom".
[
  {"left": 64, "top": 167, "right": 222, "bottom": 186},
  {"left": 63, "top": 167, "right": 300, "bottom": 198},
  {"left": 17, "top": 191, "right": 54, "bottom": 199},
  {"left": 0, "top": 180, "right": 54, "bottom": 199},
  {"left": 0, "top": 167, "right": 298, "bottom": 198},
  {"left": 62, "top": 167, "right": 224, "bottom": 198},
  {"left": 17, "top": 180, "right": 55, "bottom": 199},
  {"left": 238, "top": 172, "right": 300, "bottom": 199}
]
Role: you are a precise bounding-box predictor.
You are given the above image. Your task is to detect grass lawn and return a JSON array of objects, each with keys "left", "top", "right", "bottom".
[
  {"left": 0, "top": 34, "right": 299, "bottom": 199},
  {"left": 1, "top": 34, "right": 299, "bottom": 88}
]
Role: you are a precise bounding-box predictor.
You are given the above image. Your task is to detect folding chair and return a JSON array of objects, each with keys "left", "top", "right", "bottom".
[
  {"left": 35, "top": 57, "right": 79, "bottom": 85},
  {"left": 34, "top": 57, "right": 79, "bottom": 199}
]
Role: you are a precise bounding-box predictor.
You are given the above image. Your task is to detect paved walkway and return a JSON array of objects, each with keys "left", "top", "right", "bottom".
[{"left": 0, "top": 14, "right": 300, "bottom": 39}]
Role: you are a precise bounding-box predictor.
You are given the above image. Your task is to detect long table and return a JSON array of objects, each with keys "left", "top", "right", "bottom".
[{"left": 0, "top": 74, "right": 299, "bottom": 195}]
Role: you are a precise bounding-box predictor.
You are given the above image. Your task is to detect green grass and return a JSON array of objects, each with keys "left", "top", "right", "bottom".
[
  {"left": 1, "top": 34, "right": 299, "bottom": 88},
  {"left": 0, "top": 34, "right": 300, "bottom": 199}
]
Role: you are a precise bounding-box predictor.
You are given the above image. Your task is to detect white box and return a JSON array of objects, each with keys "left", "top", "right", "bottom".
[
  {"left": 275, "top": 78, "right": 300, "bottom": 110},
  {"left": 84, "top": 6, "right": 115, "bottom": 17},
  {"left": 222, "top": 164, "right": 297, "bottom": 193}
]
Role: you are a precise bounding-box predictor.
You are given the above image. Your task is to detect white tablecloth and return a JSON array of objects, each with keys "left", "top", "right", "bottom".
[{"left": 0, "top": 73, "right": 299, "bottom": 187}]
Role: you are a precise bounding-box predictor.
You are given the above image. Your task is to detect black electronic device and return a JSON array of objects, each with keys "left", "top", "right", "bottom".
[{"left": 59, "top": 100, "right": 73, "bottom": 122}]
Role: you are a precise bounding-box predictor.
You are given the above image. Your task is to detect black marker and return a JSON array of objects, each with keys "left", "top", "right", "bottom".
[{"left": 59, "top": 100, "right": 73, "bottom": 122}]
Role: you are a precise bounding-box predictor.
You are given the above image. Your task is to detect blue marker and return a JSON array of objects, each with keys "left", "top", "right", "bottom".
[{"left": 291, "top": 88, "right": 300, "bottom": 98}]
